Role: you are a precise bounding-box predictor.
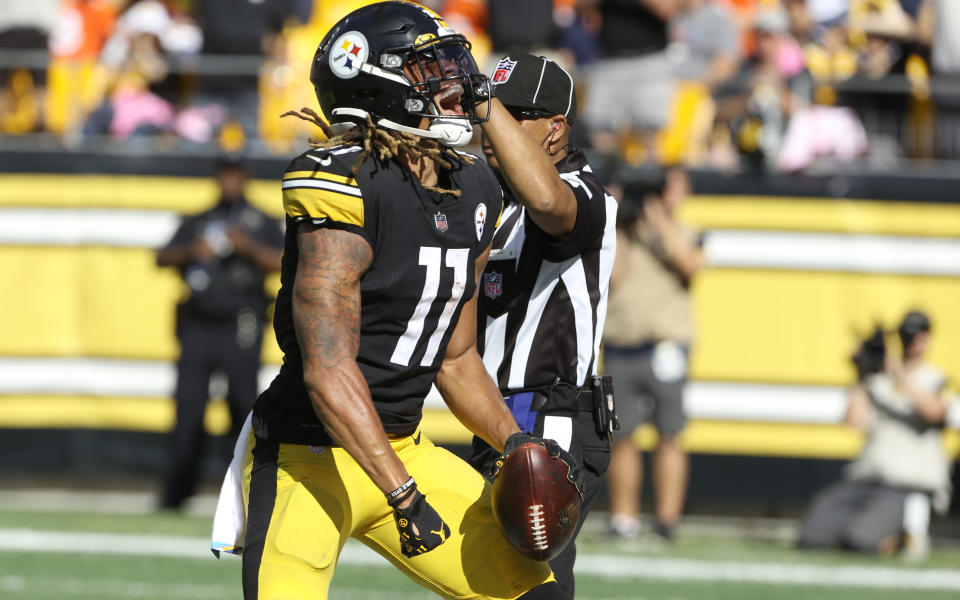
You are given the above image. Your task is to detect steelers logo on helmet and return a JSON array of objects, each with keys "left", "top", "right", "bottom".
[{"left": 329, "top": 31, "right": 369, "bottom": 79}]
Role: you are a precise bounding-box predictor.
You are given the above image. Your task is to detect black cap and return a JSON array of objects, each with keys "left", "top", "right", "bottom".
[
  {"left": 898, "top": 310, "right": 931, "bottom": 346},
  {"left": 491, "top": 53, "right": 577, "bottom": 124}
]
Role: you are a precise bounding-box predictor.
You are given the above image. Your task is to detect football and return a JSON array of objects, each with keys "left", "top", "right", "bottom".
[{"left": 491, "top": 442, "right": 582, "bottom": 561}]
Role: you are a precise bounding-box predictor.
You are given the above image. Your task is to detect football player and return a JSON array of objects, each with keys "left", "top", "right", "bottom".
[
  {"left": 471, "top": 54, "right": 620, "bottom": 600},
  {"left": 238, "top": 3, "right": 570, "bottom": 599}
]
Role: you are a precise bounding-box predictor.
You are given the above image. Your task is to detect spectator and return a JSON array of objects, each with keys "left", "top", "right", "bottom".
[
  {"left": 582, "top": 0, "right": 683, "bottom": 162},
  {"left": 668, "top": 0, "right": 740, "bottom": 91},
  {"left": 850, "top": 0, "right": 916, "bottom": 79},
  {"left": 192, "top": 0, "right": 301, "bottom": 138},
  {"left": 603, "top": 166, "right": 702, "bottom": 542},
  {"left": 99, "top": 0, "right": 202, "bottom": 72},
  {"left": 715, "top": 5, "right": 812, "bottom": 171},
  {"left": 442, "top": 1, "right": 592, "bottom": 71},
  {"left": 794, "top": 0, "right": 859, "bottom": 85},
  {"left": 45, "top": 0, "right": 118, "bottom": 135},
  {"left": 925, "top": 0, "right": 960, "bottom": 74},
  {"left": 0, "top": 69, "right": 41, "bottom": 134},
  {"left": 488, "top": 0, "right": 555, "bottom": 55},
  {"left": 798, "top": 311, "right": 952, "bottom": 561},
  {"left": 658, "top": 0, "right": 741, "bottom": 164},
  {"left": 82, "top": 68, "right": 175, "bottom": 139},
  {"left": 156, "top": 156, "right": 283, "bottom": 511},
  {"left": 78, "top": 1, "right": 209, "bottom": 144}
]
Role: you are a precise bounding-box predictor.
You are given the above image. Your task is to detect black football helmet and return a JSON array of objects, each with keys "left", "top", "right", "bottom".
[{"left": 310, "top": 1, "right": 491, "bottom": 147}]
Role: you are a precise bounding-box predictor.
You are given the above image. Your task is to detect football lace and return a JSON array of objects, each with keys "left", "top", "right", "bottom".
[{"left": 528, "top": 504, "right": 549, "bottom": 550}]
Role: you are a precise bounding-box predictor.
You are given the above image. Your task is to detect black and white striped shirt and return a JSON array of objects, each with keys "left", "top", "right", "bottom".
[{"left": 477, "top": 149, "right": 617, "bottom": 391}]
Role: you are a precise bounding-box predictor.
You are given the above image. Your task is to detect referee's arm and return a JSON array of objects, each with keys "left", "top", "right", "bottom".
[{"left": 479, "top": 98, "right": 577, "bottom": 237}]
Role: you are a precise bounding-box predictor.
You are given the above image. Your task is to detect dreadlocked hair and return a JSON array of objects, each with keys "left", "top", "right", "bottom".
[{"left": 281, "top": 107, "right": 473, "bottom": 197}]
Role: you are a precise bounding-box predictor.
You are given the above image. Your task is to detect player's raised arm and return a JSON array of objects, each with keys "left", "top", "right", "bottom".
[
  {"left": 292, "top": 224, "right": 412, "bottom": 500},
  {"left": 435, "top": 247, "right": 520, "bottom": 453}
]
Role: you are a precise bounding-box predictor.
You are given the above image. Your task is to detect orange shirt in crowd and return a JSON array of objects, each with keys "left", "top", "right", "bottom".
[{"left": 49, "top": 0, "right": 117, "bottom": 61}]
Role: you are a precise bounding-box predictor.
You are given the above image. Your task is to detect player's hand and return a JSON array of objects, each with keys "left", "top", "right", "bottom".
[
  {"left": 392, "top": 488, "right": 450, "bottom": 558},
  {"left": 226, "top": 226, "right": 252, "bottom": 256},
  {"left": 471, "top": 77, "right": 495, "bottom": 121},
  {"left": 189, "top": 238, "right": 217, "bottom": 262},
  {"left": 494, "top": 432, "right": 583, "bottom": 495},
  {"left": 473, "top": 75, "right": 495, "bottom": 102}
]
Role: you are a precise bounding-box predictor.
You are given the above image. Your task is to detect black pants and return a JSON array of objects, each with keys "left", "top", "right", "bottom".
[
  {"left": 470, "top": 408, "right": 611, "bottom": 600},
  {"left": 161, "top": 317, "right": 262, "bottom": 509}
]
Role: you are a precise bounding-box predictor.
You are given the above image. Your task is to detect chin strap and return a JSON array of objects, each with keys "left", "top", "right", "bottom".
[{"left": 331, "top": 108, "right": 473, "bottom": 148}]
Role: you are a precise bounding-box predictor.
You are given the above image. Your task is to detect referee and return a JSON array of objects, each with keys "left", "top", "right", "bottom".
[{"left": 472, "top": 54, "right": 619, "bottom": 600}]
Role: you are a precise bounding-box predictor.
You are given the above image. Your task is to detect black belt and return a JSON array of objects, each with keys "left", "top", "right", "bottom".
[
  {"left": 508, "top": 380, "right": 595, "bottom": 416},
  {"left": 509, "top": 376, "right": 619, "bottom": 437}
]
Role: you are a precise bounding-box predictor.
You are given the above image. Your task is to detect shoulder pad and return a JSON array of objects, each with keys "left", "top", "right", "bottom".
[
  {"left": 282, "top": 147, "right": 365, "bottom": 226},
  {"left": 452, "top": 150, "right": 480, "bottom": 161}
]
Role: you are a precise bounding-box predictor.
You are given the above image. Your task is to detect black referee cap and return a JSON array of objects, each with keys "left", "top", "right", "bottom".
[{"left": 490, "top": 53, "right": 578, "bottom": 124}]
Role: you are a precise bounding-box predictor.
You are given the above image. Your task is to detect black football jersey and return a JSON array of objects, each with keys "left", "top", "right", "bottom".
[{"left": 253, "top": 144, "right": 502, "bottom": 445}]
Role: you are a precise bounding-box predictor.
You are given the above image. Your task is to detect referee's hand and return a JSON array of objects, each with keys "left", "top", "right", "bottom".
[{"left": 392, "top": 489, "right": 450, "bottom": 558}]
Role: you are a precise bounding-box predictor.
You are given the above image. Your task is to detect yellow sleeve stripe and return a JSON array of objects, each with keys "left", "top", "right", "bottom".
[{"left": 283, "top": 187, "right": 364, "bottom": 226}]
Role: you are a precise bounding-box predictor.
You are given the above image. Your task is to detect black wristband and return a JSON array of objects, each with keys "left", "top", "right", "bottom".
[{"left": 386, "top": 477, "right": 417, "bottom": 507}]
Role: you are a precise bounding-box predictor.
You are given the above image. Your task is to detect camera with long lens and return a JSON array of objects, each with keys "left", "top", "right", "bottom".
[
  {"left": 615, "top": 167, "right": 667, "bottom": 227},
  {"left": 851, "top": 326, "right": 886, "bottom": 381}
]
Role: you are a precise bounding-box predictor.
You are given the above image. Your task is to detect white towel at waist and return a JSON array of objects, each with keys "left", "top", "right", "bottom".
[{"left": 211, "top": 411, "right": 252, "bottom": 557}]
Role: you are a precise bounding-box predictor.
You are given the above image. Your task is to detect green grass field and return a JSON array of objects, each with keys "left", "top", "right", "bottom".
[{"left": 1, "top": 506, "right": 959, "bottom": 599}]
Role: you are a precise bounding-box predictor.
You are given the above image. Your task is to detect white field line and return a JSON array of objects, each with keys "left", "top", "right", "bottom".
[
  {"left": 0, "top": 528, "right": 383, "bottom": 564},
  {"left": 0, "top": 575, "right": 427, "bottom": 600},
  {"left": 576, "top": 554, "right": 960, "bottom": 591},
  {"left": 0, "top": 574, "right": 235, "bottom": 599},
  {"left": 2, "top": 528, "right": 960, "bottom": 592}
]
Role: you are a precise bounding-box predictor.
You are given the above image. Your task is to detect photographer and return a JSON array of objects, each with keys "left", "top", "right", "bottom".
[
  {"left": 798, "top": 311, "right": 952, "bottom": 561},
  {"left": 602, "top": 166, "right": 703, "bottom": 541}
]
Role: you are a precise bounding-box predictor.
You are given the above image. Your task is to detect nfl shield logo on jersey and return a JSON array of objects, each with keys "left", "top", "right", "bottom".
[
  {"left": 492, "top": 58, "right": 517, "bottom": 84},
  {"left": 434, "top": 212, "right": 448, "bottom": 233},
  {"left": 483, "top": 271, "right": 503, "bottom": 299}
]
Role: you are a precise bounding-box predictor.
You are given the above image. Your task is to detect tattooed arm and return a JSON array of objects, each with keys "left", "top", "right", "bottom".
[
  {"left": 293, "top": 224, "right": 414, "bottom": 503},
  {"left": 435, "top": 247, "right": 521, "bottom": 453}
]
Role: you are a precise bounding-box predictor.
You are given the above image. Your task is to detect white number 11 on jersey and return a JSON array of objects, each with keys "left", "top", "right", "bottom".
[{"left": 390, "top": 246, "right": 470, "bottom": 367}]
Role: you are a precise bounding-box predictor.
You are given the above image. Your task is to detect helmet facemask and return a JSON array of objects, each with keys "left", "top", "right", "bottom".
[{"left": 380, "top": 36, "right": 490, "bottom": 147}]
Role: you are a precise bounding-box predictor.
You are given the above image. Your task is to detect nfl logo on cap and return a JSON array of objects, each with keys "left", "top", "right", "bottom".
[
  {"left": 434, "top": 212, "right": 448, "bottom": 232},
  {"left": 492, "top": 57, "right": 517, "bottom": 84}
]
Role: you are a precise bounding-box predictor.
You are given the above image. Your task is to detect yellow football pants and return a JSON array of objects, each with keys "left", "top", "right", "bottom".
[{"left": 241, "top": 430, "right": 554, "bottom": 599}]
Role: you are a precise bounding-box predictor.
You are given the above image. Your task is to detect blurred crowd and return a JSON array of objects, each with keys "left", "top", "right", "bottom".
[{"left": 0, "top": 0, "right": 958, "bottom": 169}]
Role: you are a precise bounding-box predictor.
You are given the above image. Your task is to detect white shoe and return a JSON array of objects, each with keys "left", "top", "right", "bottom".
[{"left": 609, "top": 514, "right": 641, "bottom": 539}]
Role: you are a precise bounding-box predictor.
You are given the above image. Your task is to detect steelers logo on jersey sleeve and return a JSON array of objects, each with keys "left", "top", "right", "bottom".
[{"left": 474, "top": 203, "right": 487, "bottom": 241}]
